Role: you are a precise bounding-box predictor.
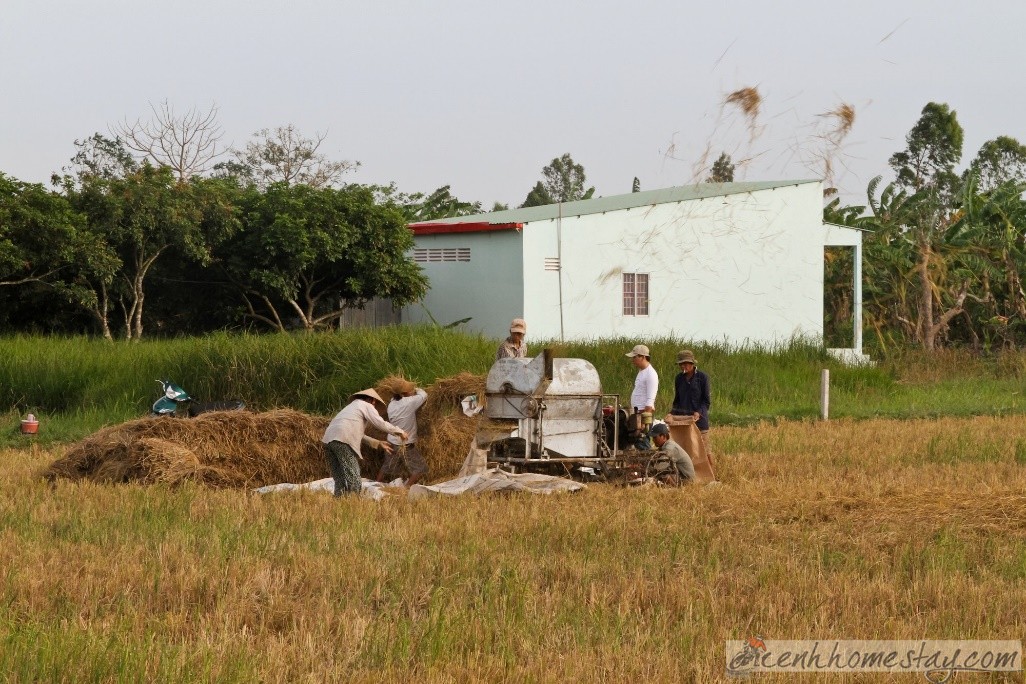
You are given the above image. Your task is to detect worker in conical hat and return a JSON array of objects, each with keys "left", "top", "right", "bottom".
[{"left": 322, "top": 388, "right": 407, "bottom": 496}]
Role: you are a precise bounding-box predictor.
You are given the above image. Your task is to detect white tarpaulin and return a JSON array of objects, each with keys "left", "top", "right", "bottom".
[
  {"left": 408, "top": 468, "right": 586, "bottom": 500},
  {"left": 253, "top": 477, "right": 391, "bottom": 501}
]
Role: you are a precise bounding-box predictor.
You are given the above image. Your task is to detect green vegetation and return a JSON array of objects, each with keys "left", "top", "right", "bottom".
[{"left": 3, "top": 329, "right": 1026, "bottom": 448}]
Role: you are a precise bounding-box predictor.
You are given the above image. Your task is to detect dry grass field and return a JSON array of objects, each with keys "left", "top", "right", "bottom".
[{"left": 1, "top": 415, "right": 1025, "bottom": 682}]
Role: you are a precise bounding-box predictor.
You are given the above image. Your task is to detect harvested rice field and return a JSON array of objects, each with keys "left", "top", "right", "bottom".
[{"left": 3, "top": 415, "right": 1025, "bottom": 682}]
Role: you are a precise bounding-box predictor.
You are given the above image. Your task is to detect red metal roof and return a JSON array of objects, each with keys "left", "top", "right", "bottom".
[{"left": 409, "top": 221, "right": 523, "bottom": 236}]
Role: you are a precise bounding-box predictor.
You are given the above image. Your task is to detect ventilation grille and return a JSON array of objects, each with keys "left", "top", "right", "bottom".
[{"left": 413, "top": 247, "right": 470, "bottom": 263}]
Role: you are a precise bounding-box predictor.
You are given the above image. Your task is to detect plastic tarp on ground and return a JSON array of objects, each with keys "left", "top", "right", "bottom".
[
  {"left": 253, "top": 477, "right": 391, "bottom": 501},
  {"left": 407, "top": 468, "right": 586, "bottom": 500}
]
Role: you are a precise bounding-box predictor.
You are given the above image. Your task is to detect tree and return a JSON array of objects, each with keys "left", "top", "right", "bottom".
[
  {"left": 520, "top": 181, "right": 553, "bottom": 208},
  {"left": 707, "top": 153, "right": 735, "bottom": 183},
  {"left": 889, "top": 102, "right": 963, "bottom": 197},
  {"left": 949, "top": 178, "right": 1026, "bottom": 349},
  {"left": 67, "top": 165, "right": 239, "bottom": 339},
  {"left": 220, "top": 125, "right": 359, "bottom": 189},
  {"left": 862, "top": 175, "right": 973, "bottom": 351},
  {"left": 542, "top": 153, "right": 594, "bottom": 202},
  {"left": 966, "top": 136, "right": 1026, "bottom": 192},
  {"left": 883, "top": 102, "right": 966, "bottom": 350},
  {"left": 0, "top": 174, "right": 82, "bottom": 288},
  {"left": 114, "top": 101, "right": 225, "bottom": 181},
  {"left": 220, "top": 184, "right": 427, "bottom": 332},
  {"left": 521, "top": 153, "right": 595, "bottom": 207},
  {"left": 63, "top": 133, "right": 137, "bottom": 182},
  {"left": 1, "top": 173, "right": 121, "bottom": 337},
  {"left": 632, "top": 177, "right": 640, "bottom": 193},
  {"left": 401, "top": 185, "right": 482, "bottom": 222}
]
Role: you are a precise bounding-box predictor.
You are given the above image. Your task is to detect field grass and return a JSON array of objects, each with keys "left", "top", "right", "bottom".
[
  {"left": 3, "top": 329, "right": 1026, "bottom": 448},
  {"left": 2, "top": 415, "right": 1025, "bottom": 682}
]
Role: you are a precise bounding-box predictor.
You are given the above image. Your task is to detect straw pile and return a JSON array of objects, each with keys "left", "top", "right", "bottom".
[
  {"left": 47, "top": 373, "right": 488, "bottom": 489},
  {"left": 418, "top": 372, "right": 486, "bottom": 478},
  {"left": 370, "top": 372, "right": 486, "bottom": 480},
  {"left": 45, "top": 409, "right": 330, "bottom": 488}
]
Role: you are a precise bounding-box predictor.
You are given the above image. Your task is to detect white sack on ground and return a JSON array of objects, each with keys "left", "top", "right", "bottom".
[
  {"left": 458, "top": 440, "right": 488, "bottom": 477},
  {"left": 408, "top": 468, "right": 585, "bottom": 500},
  {"left": 254, "top": 477, "right": 390, "bottom": 501}
]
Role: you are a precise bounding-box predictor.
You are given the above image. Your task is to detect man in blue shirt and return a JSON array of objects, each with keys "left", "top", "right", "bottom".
[{"left": 670, "top": 350, "right": 712, "bottom": 463}]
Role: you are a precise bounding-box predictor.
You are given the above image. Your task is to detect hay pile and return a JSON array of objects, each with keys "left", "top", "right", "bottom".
[
  {"left": 370, "top": 372, "right": 486, "bottom": 480},
  {"left": 46, "top": 409, "right": 329, "bottom": 488},
  {"left": 417, "top": 373, "right": 486, "bottom": 478},
  {"left": 47, "top": 373, "right": 488, "bottom": 488}
]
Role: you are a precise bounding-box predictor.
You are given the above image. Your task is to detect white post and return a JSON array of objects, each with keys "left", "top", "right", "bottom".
[
  {"left": 821, "top": 368, "right": 830, "bottom": 420},
  {"left": 854, "top": 240, "right": 863, "bottom": 356}
]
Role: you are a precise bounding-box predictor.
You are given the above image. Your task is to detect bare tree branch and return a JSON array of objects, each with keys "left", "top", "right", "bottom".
[
  {"left": 225, "top": 124, "right": 359, "bottom": 189},
  {"left": 114, "top": 101, "right": 225, "bottom": 181}
]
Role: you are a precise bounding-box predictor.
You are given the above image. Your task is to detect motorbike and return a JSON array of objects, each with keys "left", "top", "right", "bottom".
[{"left": 151, "top": 379, "right": 245, "bottom": 417}]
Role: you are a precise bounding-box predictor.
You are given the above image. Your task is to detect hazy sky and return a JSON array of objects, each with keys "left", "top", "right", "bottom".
[{"left": 3, "top": 1, "right": 1024, "bottom": 207}]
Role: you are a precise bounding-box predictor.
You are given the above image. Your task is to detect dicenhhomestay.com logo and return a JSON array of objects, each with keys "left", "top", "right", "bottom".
[{"left": 725, "top": 639, "right": 1021, "bottom": 680}]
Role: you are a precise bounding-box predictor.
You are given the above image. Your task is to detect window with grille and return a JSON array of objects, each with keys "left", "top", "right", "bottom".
[
  {"left": 413, "top": 247, "right": 470, "bottom": 263},
  {"left": 623, "top": 273, "right": 649, "bottom": 316}
]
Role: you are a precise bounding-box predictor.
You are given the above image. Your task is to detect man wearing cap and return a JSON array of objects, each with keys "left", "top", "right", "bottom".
[
  {"left": 650, "top": 422, "right": 695, "bottom": 483},
  {"left": 496, "top": 318, "right": 528, "bottom": 360},
  {"left": 322, "top": 389, "right": 408, "bottom": 497},
  {"left": 670, "top": 350, "right": 712, "bottom": 461},
  {"left": 625, "top": 343, "right": 658, "bottom": 449},
  {"left": 377, "top": 380, "right": 429, "bottom": 487}
]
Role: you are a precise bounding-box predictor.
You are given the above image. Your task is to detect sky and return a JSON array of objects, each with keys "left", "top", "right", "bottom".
[{"left": 2, "top": 1, "right": 1025, "bottom": 208}]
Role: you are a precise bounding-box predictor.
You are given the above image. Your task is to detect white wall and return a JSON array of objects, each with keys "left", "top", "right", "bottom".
[
  {"left": 401, "top": 230, "right": 524, "bottom": 337},
  {"left": 521, "top": 183, "right": 825, "bottom": 345}
]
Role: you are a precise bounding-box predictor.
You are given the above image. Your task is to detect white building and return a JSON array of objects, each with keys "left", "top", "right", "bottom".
[{"left": 402, "top": 181, "right": 863, "bottom": 357}]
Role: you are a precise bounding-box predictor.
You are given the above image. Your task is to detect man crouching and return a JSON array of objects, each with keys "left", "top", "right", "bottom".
[{"left": 650, "top": 423, "right": 695, "bottom": 484}]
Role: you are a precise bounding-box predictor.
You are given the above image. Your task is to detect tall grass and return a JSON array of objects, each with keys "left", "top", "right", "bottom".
[{"left": 3, "top": 329, "right": 1026, "bottom": 447}]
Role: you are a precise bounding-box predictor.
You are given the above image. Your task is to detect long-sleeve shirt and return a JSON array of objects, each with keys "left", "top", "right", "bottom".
[
  {"left": 387, "top": 388, "right": 427, "bottom": 445},
  {"left": 631, "top": 364, "right": 658, "bottom": 411},
  {"left": 496, "top": 336, "right": 526, "bottom": 360},
  {"left": 322, "top": 399, "right": 404, "bottom": 454},
  {"left": 671, "top": 369, "right": 711, "bottom": 430},
  {"left": 660, "top": 438, "right": 695, "bottom": 481}
]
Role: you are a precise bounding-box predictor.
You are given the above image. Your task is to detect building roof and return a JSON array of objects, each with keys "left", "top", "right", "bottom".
[
  {"left": 410, "top": 221, "right": 523, "bottom": 236},
  {"left": 408, "top": 180, "right": 819, "bottom": 233}
]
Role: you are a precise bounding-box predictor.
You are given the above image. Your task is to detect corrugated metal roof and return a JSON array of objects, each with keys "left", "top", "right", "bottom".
[{"left": 409, "top": 180, "right": 819, "bottom": 227}]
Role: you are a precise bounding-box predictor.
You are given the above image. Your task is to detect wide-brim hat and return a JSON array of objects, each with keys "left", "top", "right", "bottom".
[
  {"left": 510, "top": 318, "right": 527, "bottom": 334},
  {"left": 676, "top": 350, "right": 697, "bottom": 365},
  {"left": 625, "top": 344, "right": 651, "bottom": 358},
  {"left": 350, "top": 388, "right": 385, "bottom": 405}
]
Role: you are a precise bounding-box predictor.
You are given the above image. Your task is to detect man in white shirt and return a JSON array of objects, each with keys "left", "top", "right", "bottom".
[
  {"left": 322, "top": 389, "right": 407, "bottom": 496},
  {"left": 378, "top": 380, "right": 429, "bottom": 487},
  {"left": 625, "top": 343, "right": 658, "bottom": 449}
]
